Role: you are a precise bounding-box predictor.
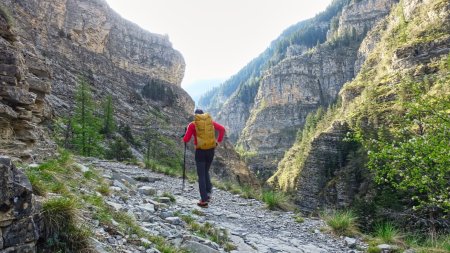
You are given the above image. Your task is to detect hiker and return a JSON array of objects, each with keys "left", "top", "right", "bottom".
[{"left": 183, "top": 109, "right": 225, "bottom": 208}]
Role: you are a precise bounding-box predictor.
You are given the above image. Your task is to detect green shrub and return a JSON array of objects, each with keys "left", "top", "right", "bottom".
[
  {"left": 323, "top": 210, "right": 359, "bottom": 236},
  {"left": 83, "top": 170, "right": 96, "bottom": 180},
  {"left": 105, "top": 136, "right": 134, "bottom": 162},
  {"left": 181, "top": 215, "right": 195, "bottom": 225},
  {"left": 180, "top": 216, "right": 235, "bottom": 249},
  {"left": 240, "top": 184, "right": 259, "bottom": 199}
]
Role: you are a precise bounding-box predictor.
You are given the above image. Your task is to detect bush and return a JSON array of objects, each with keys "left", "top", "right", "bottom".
[
  {"left": 105, "top": 136, "right": 134, "bottom": 161},
  {"left": 323, "top": 210, "right": 359, "bottom": 236}
]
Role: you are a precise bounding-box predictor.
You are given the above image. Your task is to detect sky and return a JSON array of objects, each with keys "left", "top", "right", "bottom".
[{"left": 104, "top": 0, "right": 332, "bottom": 90}]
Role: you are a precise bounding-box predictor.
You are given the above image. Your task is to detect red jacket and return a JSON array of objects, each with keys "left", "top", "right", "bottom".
[{"left": 183, "top": 121, "right": 225, "bottom": 147}]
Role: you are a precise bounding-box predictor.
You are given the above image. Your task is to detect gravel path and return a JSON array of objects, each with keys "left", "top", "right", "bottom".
[{"left": 81, "top": 159, "right": 364, "bottom": 253}]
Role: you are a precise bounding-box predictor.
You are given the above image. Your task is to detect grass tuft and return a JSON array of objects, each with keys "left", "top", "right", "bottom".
[
  {"left": 261, "top": 190, "right": 293, "bottom": 211},
  {"left": 294, "top": 214, "right": 305, "bottom": 223},
  {"left": 42, "top": 197, "right": 92, "bottom": 252},
  {"left": 322, "top": 210, "right": 359, "bottom": 236},
  {"left": 373, "top": 222, "right": 402, "bottom": 244},
  {"left": 180, "top": 215, "right": 235, "bottom": 251},
  {"left": 161, "top": 192, "right": 176, "bottom": 203},
  {"left": 192, "top": 209, "right": 205, "bottom": 216},
  {"left": 96, "top": 183, "right": 111, "bottom": 196}
]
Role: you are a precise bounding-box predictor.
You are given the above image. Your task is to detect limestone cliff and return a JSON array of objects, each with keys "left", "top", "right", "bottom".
[
  {"left": 2, "top": 0, "right": 191, "bottom": 132},
  {"left": 0, "top": 0, "right": 255, "bottom": 184},
  {"left": 1, "top": 0, "right": 191, "bottom": 162},
  {"left": 270, "top": 0, "right": 450, "bottom": 213},
  {"left": 238, "top": 41, "right": 360, "bottom": 179},
  {"left": 218, "top": 0, "right": 396, "bottom": 179},
  {"left": 0, "top": 6, "right": 55, "bottom": 161}
]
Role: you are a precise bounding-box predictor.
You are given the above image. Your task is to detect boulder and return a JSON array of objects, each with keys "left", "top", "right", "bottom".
[{"left": 0, "top": 156, "right": 41, "bottom": 252}]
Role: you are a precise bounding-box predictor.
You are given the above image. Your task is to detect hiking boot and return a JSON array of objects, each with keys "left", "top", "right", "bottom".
[{"left": 197, "top": 200, "right": 208, "bottom": 208}]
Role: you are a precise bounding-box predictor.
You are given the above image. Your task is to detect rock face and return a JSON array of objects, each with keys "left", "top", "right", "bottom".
[
  {"left": 336, "top": 0, "right": 396, "bottom": 38},
  {"left": 292, "top": 122, "right": 364, "bottom": 212},
  {"left": 0, "top": 7, "right": 55, "bottom": 161},
  {"left": 272, "top": 0, "right": 450, "bottom": 213},
  {"left": 0, "top": 156, "right": 43, "bottom": 252},
  {"left": 238, "top": 43, "right": 359, "bottom": 179},
  {"left": 1, "top": 0, "right": 192, "bottom": 137},
  {"left": 229, "top": 0, "right": 395, "bottom": 179}
]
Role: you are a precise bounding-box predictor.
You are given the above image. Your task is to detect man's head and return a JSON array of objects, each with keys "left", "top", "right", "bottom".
[{"left": 194, "top": 109, "right": 204, "bottom": 114}]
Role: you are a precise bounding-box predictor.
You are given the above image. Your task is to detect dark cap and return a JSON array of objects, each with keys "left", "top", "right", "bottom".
[{"left": 194, "top": 109, "right": 204, "bottom": 114}]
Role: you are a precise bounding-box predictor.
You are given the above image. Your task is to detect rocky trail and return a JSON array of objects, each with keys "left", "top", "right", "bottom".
[{"left": 79, "top": 158, "right": 365, "bottom": 253}]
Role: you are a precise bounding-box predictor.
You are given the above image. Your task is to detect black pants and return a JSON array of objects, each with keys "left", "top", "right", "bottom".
[{"left": 195, "top": 148, "right": 214, "bottom": 202}]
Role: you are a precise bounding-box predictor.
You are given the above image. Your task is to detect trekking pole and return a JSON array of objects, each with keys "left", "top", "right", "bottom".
[{"left": 182, "top": 142, "right": 186, "bottom": 191}]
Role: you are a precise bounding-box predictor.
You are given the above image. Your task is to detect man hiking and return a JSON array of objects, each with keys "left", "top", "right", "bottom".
[{"left": 183, "top": 109, "right": 225, "bottom": 208}]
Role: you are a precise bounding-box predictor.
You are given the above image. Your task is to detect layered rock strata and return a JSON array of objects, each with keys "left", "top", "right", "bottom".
[
  {"left": 276, "top": 0, "right": 450, "bottom": 212},
  {"left": 0, "top": 8, "right": 55, "bottom": 161},
  {"left": 1, "top": 0, "right": 192, "bottom": 142},
  {"left": 238, "top": 43, "right": 359, "bottom": 179},
  {"left": 210, "top": 0, "right": 396, "bottom": 180}
]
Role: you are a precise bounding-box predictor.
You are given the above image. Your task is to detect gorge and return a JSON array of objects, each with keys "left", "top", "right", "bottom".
[{"left": 1, "top": 0, "right": 449, "bottom": 252}]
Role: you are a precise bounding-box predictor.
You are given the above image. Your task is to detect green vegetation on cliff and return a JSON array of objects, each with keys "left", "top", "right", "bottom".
[
  {"left": 270, "top": 0, "right": 450, "bottom": 236},
  {"left": 198, "top": 0, "right": 350, "bottom": 114}
]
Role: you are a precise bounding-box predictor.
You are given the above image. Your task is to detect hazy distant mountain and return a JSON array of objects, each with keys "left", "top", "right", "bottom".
[{"left": 182, "top": 78, "right": 225, "bottom": 105}]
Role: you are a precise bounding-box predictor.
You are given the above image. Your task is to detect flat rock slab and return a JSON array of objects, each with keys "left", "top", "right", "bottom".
[{"left": 182, "top": 240, "right": 219, "bottom": 253}]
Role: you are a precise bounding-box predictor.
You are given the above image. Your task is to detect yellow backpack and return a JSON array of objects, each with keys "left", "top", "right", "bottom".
[{"left": 194, "top": 113, "right": 216, "bottom": 149}]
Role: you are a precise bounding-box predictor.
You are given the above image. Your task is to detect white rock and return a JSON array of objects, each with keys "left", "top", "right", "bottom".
[
  {"left": 76, "top": 163, "right": 90, "bottom": 172},
  {"left": 182, "top": 240, "right": 219, "bottom": 253},
  {"left": 345, "top": 237, "right": 357, "bottom": 248},
  {"left": 110, "top": 186, "right": 122, "bottom": 192},
  {"left": 165, "top": 217, "right": 182, "bottom": 225},
  {"left": 158, "top": 197, "right": 172, "bottom": 203},
  {"left": 139, "top": 203, "right": 156, "bottom": 213},
  {"left": 138, "top": 186, "right": 157, "bottom": 196},
  {"left": 226, "top": 213, "right": 241, "bottom": 219},
  {"left": 106, "top": 201, "right": 124, "bottom": 212}
]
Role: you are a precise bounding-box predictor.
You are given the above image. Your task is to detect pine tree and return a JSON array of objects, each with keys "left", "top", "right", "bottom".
[
  {"left": 73, "top": 78, "right": 103, "bottom": 157},
  {"left": 101, "top": 94, "right": 116, "bottom": 138},
  {"left": 105, "top": 136, "right": 133, "bottom": 162},
  {"left": 144, "top": 128, "right": 158, "bottom": 165}
]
